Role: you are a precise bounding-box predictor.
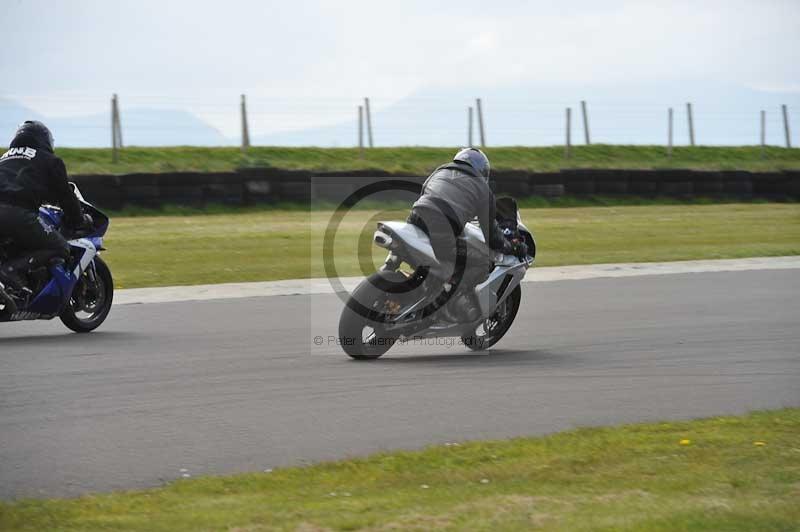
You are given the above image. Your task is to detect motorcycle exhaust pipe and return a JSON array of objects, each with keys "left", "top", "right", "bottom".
[{"left": 373, "top": 230, "right": 393, "bottom": 249}]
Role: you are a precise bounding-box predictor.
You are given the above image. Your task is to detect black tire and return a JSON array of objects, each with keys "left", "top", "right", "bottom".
[
  {"left": 461, "top": 284, "right": 521, "bottom": 351},
  {"left": 338, "top": 270, "right": 411, "bottom": 360},
  {"left": 60, "top": 256, "right": 114, "bottom": 333}
]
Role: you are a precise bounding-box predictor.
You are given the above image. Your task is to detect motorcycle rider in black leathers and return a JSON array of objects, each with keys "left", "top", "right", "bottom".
[
  {"left": 407, "top": 148, "right": 525, "bottom": 321},
  {"left": 0, "top": 121, "right": 87, "bottom": 293}
]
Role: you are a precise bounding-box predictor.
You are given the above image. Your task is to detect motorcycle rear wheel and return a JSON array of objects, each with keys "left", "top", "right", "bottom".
[
  {"left": 338, "top": 270, "right": 410, "bottom": 360},
  {"left": 461, "top": 284, "right": 521, "bottom": 351},
  {"left": 60, "top": 256, "right": 114, "bottom": 333}
]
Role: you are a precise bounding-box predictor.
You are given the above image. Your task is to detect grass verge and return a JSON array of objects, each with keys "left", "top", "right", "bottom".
[
  {"left": 59, "top": 145, "right": 800, "bottom": 175},
  {"left": 1, "top": 409, "right": 797, "bottom": 531},
  {"left": 102, "top": 203, "right": 800, "bottom": 288}
]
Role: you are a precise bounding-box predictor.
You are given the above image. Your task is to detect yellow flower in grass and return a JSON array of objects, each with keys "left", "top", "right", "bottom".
[{"left": 679, "top": 439, "right": 691, "bottom": 445}]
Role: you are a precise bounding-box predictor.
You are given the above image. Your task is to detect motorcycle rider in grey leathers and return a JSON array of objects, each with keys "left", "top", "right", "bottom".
[{"left": 407, "top": 148, "right": 524, "bottom": 320}]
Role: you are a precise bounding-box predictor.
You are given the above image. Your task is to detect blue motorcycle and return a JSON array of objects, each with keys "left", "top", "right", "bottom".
[{"left": 0, "top": 183, "right": 113, "bottom": 332}]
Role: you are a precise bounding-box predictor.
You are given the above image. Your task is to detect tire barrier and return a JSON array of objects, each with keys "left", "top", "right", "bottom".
[
  {"left": 70, "top": 168, "right": 800, "bottom": 210},
  {"left": 493, "top": 171, "right": 530, "bottom": 196},
  {"left": 657, "top": 170, "right": 694, "bottom": 196}
]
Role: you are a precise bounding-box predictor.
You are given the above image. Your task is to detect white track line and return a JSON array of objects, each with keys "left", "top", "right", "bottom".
[{"left": 115, "top": 256, "right": 800, "bottom": 306}]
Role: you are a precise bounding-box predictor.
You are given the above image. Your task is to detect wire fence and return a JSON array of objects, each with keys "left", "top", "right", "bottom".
[{"left": 0, "top": 94, "right": 796, "bottom": 150}]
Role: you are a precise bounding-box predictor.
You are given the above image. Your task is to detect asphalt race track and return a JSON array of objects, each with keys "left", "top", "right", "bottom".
[{"left": 1, "top": 269, "right": 798, "bottom": 499}]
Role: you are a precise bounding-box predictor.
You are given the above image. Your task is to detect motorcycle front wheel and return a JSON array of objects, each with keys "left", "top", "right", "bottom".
[
  {"left": 461, "top": 284, "right": 521, "bottom": 351},
  {"left": 60, "top": 256, "right": 114, "bottom": 333}
]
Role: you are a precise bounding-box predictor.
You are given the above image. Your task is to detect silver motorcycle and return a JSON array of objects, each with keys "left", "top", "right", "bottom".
[{"left": 338, "top": 197, "right": 536, "bottom": 359}]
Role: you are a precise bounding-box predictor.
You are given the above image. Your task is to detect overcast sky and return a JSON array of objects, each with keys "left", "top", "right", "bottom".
[{"left": 1, "top": 0, "right": 798, "bottom": 137}]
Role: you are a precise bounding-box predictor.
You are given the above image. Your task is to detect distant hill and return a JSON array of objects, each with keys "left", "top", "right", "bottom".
[
  {"left": 0, "top": 99, "right": 231, "bottom": 147},
  {"left": 47, "top": 108, "right": 232, "bottom": 147},
  {"left": 0, "top": 99, "right": 45, "bottom": 133}
]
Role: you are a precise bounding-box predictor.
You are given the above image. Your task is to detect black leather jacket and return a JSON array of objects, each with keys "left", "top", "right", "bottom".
[
  {"left": 0, "top": 133, "right": 82, "bottom": 226},
  {"left": 412, "top": 162, "right": 507, "bottom": 251}
]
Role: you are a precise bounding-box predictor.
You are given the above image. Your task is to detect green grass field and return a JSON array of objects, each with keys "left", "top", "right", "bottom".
[
  {"left": 1, "top": 409, "right": 797, "bottom": 531},
  {"left": 59, "top": 145, "right": 800, "bottom": 175},
  {"left": 103, "top": 203, "right": 800, "bottom": 289}
]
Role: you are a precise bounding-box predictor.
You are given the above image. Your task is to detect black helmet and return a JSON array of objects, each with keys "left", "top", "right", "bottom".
[
  {"left": 453, "top": 147, "right": 490, "bottom": 181},
  {"left": 11, "top": 120, "right": 54, "bottom": 152}
]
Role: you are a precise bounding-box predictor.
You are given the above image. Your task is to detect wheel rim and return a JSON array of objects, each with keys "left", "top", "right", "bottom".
[
  {"left": 473, "top": 296, "right": 511, "bottom": 343},
  {"left": 359, "top": 295, "right": 402, "bottom": 353},
  {"left": 70, "top": 274, "right": 108, "bottom": 324},
  {"left": 362, "top": 323, "right": 395, "bottom": 351},
  {"left": 362, "top": 325, "right": 378, "bottom": 345},
  {"left": 364, "top": 297, "right": 401, "bottom": 345}
]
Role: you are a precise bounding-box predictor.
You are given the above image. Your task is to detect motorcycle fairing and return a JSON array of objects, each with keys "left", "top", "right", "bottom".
[
  {"left": 26, "top": 262, "right": 76, "bottom": 316},
  {"left": 379, "top": 221, "right": 436, "bottom": 264},
  {"left": 474, "top": 258, "right": 528, "bottom": 318}
]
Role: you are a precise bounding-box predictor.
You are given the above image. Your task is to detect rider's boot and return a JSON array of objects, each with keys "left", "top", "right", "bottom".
[{"left": 1, "top": 249, "right": 60, "bottom": 290}]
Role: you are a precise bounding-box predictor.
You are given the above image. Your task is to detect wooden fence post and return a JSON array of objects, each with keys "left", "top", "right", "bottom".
[
  {"left": 565, "top": 107, "right": 572, "bottom": 159},
  {"left": 115, "top": 94, "right": 123, "bottom": 148},
  {"left": 111, "top": 94, "right": 122, "bottom": 162},
  {"left": 364, "top": 97, "right": 373, "bottom": 148},
  {"left": 782, "top": 104, "right": 792, "bottom": 148},
  {"left": 111, "top": 95, "right": 118, "bottom": 163},
  {"left": 240, "top": 94, "right": 250, "bottom": 153},
  {"left": 667, "top": 107, "right": 673, "bottom": 159},
  {"left": 581, "top": 100, "right": 591, "bottom": 145},
  {"left": 358, "top": 105, "right": 364, "bottom": 158}
]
